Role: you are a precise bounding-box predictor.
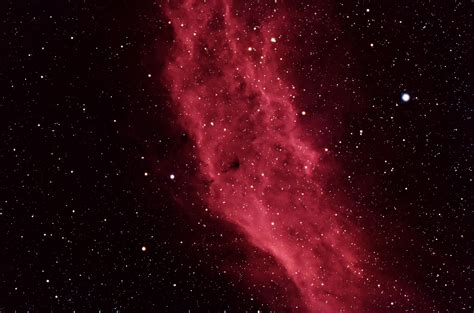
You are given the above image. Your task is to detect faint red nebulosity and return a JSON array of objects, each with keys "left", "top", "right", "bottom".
[{"left": 162, "top": 0, "right": 368, "bottom": 311}]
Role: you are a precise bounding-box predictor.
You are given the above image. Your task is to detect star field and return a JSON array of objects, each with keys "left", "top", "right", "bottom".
[{"left": 1, "top": 0, "right": 472, "bottom": 312}]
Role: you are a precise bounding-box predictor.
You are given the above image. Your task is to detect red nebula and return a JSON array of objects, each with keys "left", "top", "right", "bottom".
[{"left": 163, "top": 0, "right": 369, "bottom": 311}]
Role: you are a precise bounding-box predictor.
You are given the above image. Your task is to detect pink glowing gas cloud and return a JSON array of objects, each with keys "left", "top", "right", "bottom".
[{"left": 163, "top": 1, "right": 370, "bottom": 311}]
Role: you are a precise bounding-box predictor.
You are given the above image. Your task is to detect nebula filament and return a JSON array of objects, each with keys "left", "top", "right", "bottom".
[{"left": 164, "top": 1, "right": 367, "bottom": 311}]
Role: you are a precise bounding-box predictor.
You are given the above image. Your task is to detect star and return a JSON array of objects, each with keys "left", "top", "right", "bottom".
[{"left": 401, "top": 92, "right": 411, "bottom": 102}]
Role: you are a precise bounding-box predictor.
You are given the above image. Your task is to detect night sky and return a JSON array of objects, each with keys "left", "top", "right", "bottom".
[{"left": 1, "top": 0, "right": 473, "bottom": 312}]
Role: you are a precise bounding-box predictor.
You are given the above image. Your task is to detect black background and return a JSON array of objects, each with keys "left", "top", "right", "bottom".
[{"left": 1, "top": 0, "right": 472, "bottom": 311}]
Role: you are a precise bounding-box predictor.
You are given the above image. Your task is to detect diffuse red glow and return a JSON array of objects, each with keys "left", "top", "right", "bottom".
[{"left": 163, "top": 0, "right": 367, "bottom": 311}]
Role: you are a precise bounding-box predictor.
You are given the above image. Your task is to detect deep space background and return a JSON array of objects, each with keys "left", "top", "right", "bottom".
[{"left": 1, "top": 0, "right": 473, "bottom": 312}]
